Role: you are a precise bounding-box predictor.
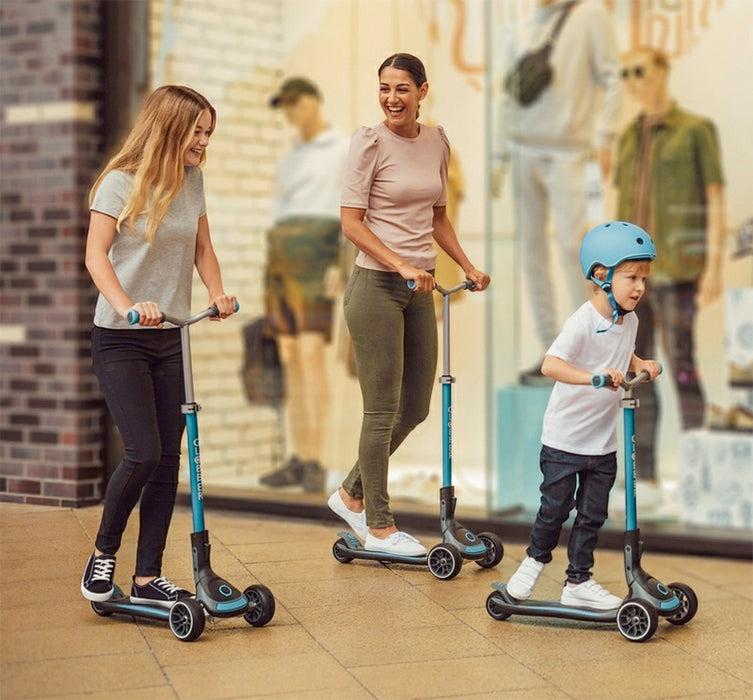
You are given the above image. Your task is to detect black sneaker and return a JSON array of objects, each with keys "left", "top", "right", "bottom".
[
  {"left": 130, "top": 577, "right": 193, "bottom": 608},
  {"left": 259, "top": 456, "right": 304, "bottom": 487},
  {"left": 81, "top": 552, "right": 116, "bottom": 601},
  {"left": 518, "top": 360, "right": 554, "bottom": 386},
  {"left": 302, "top": 460, "right": 326, "bottom": 493}
]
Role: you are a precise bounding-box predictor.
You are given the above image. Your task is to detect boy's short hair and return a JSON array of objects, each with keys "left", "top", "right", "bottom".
[{"left": 591, "top": 259, "right": 652, "bottom": 286}]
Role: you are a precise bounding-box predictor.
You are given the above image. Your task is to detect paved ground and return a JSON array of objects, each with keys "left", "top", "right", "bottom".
[{"left": 1, "top": 502, "right": 751, "bottom": 699}]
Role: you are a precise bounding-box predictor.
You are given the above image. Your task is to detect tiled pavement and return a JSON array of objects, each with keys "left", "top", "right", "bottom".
[{"left": 1, "top": 502, "right": 751, "bottom": 699}]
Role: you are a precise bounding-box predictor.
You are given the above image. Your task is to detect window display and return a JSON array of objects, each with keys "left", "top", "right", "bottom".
[{"left": 485, "top": 0, "right": 752, "bottom": 533}]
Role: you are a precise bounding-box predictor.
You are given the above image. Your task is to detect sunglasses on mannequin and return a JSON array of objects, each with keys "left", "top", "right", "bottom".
[{"left": 621, "top": 65, "right": 645, "bottom": 79}]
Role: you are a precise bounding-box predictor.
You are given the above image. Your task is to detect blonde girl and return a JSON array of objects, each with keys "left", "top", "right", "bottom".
[{"left": 81, "top": 85, "right": 236, "bottom": 607}]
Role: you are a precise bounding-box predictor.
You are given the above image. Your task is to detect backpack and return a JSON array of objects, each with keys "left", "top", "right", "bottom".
[{"left": 241, "top": 317, "right": 285, "bottom": 407}]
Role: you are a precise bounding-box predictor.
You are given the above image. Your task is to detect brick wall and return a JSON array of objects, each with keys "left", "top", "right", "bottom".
[
  {"left": 0, "top": 0, "right": 105, "bottom": 506},
  {"left": 0, "top": 0, "right": 287, "bottom": 505}
]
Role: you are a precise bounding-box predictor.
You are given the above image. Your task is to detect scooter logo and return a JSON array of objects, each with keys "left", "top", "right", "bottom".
[
  {"left": 193, "top": 437, "right": 203, "bottom": 501},
  {"left": 218, "top": 583, "right": 233, "bottom": 598}
]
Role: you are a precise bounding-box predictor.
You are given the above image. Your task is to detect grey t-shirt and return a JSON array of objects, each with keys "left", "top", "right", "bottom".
[{"left": 90, "top": 167, "right": 206, "bottom": 329}]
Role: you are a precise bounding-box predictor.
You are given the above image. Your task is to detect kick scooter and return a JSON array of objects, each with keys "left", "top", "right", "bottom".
[
  {"left": 332, "top": 280, "right": 504, "bottom": 580},
  {"left": 486, "top": 369, "right": 698, "bottom": 642},
  {"left": 89, "top": 305, "right": 275, "bottom": 641}
]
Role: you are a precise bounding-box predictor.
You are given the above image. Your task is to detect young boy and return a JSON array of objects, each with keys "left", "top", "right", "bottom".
[{"left": 507, "top": 221, "right": 661, "bottom": 610}]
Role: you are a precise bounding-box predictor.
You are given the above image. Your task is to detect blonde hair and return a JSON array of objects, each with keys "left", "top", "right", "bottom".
[
  {"left": 89, "top": 85, "right": 216, "bottom": 244},
  {"left": 591, "top": 259, "right": 652, "bottom": 290}
]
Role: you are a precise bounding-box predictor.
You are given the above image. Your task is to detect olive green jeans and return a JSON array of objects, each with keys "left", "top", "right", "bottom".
[{"left": 342, "top": 266, "right": 438, "bottom": 528}]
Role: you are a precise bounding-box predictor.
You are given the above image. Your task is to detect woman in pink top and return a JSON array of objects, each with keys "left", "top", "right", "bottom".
[{"left": 327, "top": 53, "right": 490, "bottom": 556}]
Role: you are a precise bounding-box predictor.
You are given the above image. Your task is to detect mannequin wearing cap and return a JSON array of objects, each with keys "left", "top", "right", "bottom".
[
  {"left": 259, "top": 77, "right": 350, "bottom": 492},
  {"left": 614, "top": 46, "right": 726, "bottom": 484},
  {"left": 505, "top": 221, "right": 660, "bottom": 609}
]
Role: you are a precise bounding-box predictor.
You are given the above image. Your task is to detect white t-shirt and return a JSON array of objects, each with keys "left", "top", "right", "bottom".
[
  {"left": 273, "top": 126, "right": 349, "bottom": 223},
  {"left": 541, "top": 301, "right": 638, "bottom": 455}
]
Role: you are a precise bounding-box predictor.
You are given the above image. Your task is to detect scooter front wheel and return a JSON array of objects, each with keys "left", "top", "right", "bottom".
[
  {"left": 243, "top": 584, "right": 276, "bottom": 627},
  {"left": 475, "top": 532, "right": 504, "bottom": 569},
  {"left": 665, "top": 582, "right": 698, "bottom": 626},
  {"left": 617, "top": 599, "right": 658, "bottom": 642},
  {"left": 169, "top": 598, "right": 205, "bottom": 642},
  {"left": 428, "top": 542, "right": 463, "bottom": 580},
  {"left": 486, "top": 592, "right": 511, "bottom": 621}
]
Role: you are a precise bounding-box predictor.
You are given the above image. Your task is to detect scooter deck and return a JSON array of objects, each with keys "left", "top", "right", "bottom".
[
  {"left": 91, "top": 585, "right": 173, "bottom": 622},
  {"left": 335, "top": 531, "right": 428, "bottom": 565},
  {"left": 490, "top": 582, "right": 619, "bottom": 622}
]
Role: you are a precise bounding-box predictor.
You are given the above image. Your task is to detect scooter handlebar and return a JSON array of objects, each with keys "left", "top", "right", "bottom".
[
  {"left": 591, "top": 363, "right": 663, "bottom": 389},
  {"left": 406, "top": 279, "right": 475, "bottom": 294},
  {"left": 126, "top": 301, "right": 240, "bottom": 327}
]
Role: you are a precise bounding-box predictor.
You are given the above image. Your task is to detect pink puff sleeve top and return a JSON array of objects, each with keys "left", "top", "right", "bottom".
[{"left": 341, "top": 122, "right": 449, "bottom": 272}]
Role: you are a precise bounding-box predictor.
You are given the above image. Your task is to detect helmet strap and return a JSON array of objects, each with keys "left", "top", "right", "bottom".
[{"left": 590, "top": 267, "right": 622, "bottom": 333}]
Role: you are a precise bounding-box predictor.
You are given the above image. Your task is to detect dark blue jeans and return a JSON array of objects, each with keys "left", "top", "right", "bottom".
[
  {"left": 528, "top": 445, "right": 617, "bottom": 584},
  {"left": 92, "top": 326, "right": 184, "bottom": 577}
]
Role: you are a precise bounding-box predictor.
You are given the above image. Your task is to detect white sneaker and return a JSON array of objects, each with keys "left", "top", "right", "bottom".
[
  {"left": 506, "top": 556, "right": 545, "bottom": 600},
  {"left": 327, "top": 490, "right": 368, "bottom": 540},
  {"left": 364, "top": 531, "right": 427, "bottom": 556},
  {"left": 560, "top": 579, "right": 623, "bottom": 610}
]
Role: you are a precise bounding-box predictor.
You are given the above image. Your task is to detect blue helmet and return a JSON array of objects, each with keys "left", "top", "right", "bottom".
[{"left": 580, "top": 221, "right": 657, "bottom": 280}]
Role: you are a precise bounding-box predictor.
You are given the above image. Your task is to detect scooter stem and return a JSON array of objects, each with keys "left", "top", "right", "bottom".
[{"left": 622, "top": 393, "right": 638, "bottom": 532}]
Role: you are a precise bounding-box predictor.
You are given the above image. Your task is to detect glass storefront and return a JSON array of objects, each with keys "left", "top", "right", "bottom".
[{"left": 146, "top": 0, "right": 752, "bottom": 553}]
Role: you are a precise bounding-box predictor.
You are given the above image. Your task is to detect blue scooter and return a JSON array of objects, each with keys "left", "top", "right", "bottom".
[
  {"left": 89, "top": 305, "right": 275, "bottom": 641},
  {"left": 332, "top": 280, "right": 504, "bottom": 580},
  {"left": 486, "top": 369, "right": 698, "bottom": 642}
]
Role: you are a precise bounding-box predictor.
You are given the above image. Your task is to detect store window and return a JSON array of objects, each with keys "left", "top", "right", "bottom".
[
  {"left": 485, "top": 0, "right": 753, "bottom": 535},
  {"left": 140, "top": 0, "right": 751, "bottom": 549}
]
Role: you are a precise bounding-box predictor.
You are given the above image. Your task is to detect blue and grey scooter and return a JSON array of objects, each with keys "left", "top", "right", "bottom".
[
  {"left": 332, "top": 280, "right": 504, "bottom": 580},
  {"left": 485, "top": 369, "right": 698, "bottom": 641},
  {"left": 89, "top": 305, "right": 275, "bottom": 641}
]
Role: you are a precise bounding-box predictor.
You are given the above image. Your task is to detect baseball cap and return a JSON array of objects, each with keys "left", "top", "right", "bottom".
[{"left": 269, "top": 77, "right": 320, "bottom": 108}]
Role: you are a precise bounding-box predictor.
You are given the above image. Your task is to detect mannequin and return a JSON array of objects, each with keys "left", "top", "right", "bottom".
[
  {"left": 260, "top": 77, "right": 350, "bottom": 492},
  {"left": 614, "top": 46, "right": 725, "bottom": 489}
]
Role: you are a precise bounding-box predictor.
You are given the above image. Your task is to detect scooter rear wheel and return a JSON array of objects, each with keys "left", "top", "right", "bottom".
[
  {"left": 665, "top": 582, "right": 698, "bottom": 625},
  {"left": 486, "top": 592, "right": 512, "bottom": 620},
  {"left": 243, "top": 584, "right": 276, "bottom": 627},
  {"left": 616, "top": 599, "right": 658, "bottom": 642},
  {"left": 428, "top": 542, "right": 463, "bottom": 580},
  {"left": 475, "top": 532, "right": 504, "bottom": 569},
  {"left": 169, "top": 598, "right": 205, "bottom": 642}
]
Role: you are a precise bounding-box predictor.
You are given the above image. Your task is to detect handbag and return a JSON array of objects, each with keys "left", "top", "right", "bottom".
[
  {"left": 504, "top": 1, "right": 578, "bottom": 107},
  {"left": 241, "top": 317, "right": 285, "bottom": 407}
]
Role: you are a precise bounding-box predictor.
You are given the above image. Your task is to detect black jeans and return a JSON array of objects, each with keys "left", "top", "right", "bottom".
[
  {"left": 528, "top": 445, "right": 617, "bottom": 584},
  {"left": 92, "top": 326, "right": 184, "bottom": 577}
]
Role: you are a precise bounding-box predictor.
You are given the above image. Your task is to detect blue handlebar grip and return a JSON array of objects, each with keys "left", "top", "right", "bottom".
[
  {"left": 591, "top": 374, "right": 612, "bottom": 388},
  {"left": 234, "top": 301, "right": 240, "bottom": 312},
  {"left": 407, "top": 280, "right": 417, "bottom": 290},
  {"left": 126, "top": 309, "right": 139, "bottom": 325}
]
